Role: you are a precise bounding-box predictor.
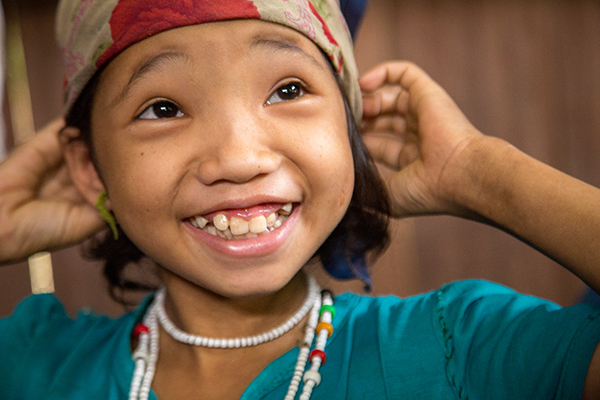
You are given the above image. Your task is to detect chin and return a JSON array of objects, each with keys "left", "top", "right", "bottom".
[
  {"left": 221, "top": 269, "right": 303, "bottom": 299},
  {"left": 171, "top": 262, "right": 305, "bottom": 300}
]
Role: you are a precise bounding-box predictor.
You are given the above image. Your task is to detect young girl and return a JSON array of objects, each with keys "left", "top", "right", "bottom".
[{"left": 1, "top": 0, "right": 600, "bottom": 399}]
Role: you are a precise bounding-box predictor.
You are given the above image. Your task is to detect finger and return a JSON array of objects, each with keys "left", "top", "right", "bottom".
[
  {"left": 363, "top": 130, "right": 423, "bottom": 175},
  {"left": 29, "top": 118, "right": 67, "bottom": 171},
  {"left": 14, "top": 201, "right": 104, "bottom": 256},
  {"left": 359, "top": 61, "right": 413, "bottom": 92},
  {"left": 398, "top": 133, "right": 421, "bottom": 170},
  {"left": 361, "top": 61, "right": 453, "bottom": 116},
  {"left": 37, "top": 165, "right": 80, "bottom": 201},
  {"left": 361, "top": 114, "right": 407, "bottom": 137},
  {"left": 360, "top": 61, "right": 434, "bottom": 92},
  {"left": 362, "top": 84, "right": 411, "bottom": 119},
  {"left": 2, "top": 118, "right": 66, "bottom": 186},
  {"left": 362, "top": 132, "right": 404, "bottom": 170},
  {"left": 62, "top": 205, "right": 106, "bottom": 243}
]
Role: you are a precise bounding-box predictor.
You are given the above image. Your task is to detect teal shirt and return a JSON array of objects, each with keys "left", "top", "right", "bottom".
[{"left": 2, "top": 280, "right": 600, "bottom": 399}]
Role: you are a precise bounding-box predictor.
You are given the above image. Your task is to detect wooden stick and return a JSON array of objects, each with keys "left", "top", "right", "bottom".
[{"left": 5, "top": 0, "right": 55, "bottom": 294}]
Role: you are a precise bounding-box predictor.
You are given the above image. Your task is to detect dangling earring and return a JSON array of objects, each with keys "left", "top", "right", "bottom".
[{"left": 96, "top": 191, "right": 119, "bottom": 240}]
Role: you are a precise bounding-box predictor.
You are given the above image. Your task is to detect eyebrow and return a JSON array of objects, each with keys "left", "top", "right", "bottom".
[
  {"left": 113, "top": 51, "right": 191, "bottom": 107},
  {"left": 250, "top": 36, "right": 325, "bottom": 71}
]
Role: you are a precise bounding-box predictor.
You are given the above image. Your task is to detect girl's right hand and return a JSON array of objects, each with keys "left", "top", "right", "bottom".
[{"left": 0, "top": 119, "right": 104, "bottom": 265}]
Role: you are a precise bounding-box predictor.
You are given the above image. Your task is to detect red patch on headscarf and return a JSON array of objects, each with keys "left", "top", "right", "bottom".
[
  {"left": 327, "top": 53, "right": 342, "bottom": 74},
  {"left": 308, "top": 2, "right": 339, "bottom": 47},
  {"left": 96, "top": 0, "right": 261, "bottom": 67}
]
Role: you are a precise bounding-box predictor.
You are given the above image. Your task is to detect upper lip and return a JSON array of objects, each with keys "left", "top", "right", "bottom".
[{"left": 183, "top": 195, "right": 299, "bottom": 219}]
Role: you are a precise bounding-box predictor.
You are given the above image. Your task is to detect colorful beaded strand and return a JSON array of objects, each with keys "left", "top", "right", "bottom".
[
  {"left": 128, "top": 275, "right": 333, "bottom": 400},
  {"left": 139, "top": 307, "right": 159, "bottom": 400},
  {"left": 128, "top": 325, "right": 149, "bottom": 400},
  {"left": 299, "top": 290, "right": 334, "bottom": 400},
  {"left": 283, "top": 293, "right": 321, "bottom": 400},
  {"left": 129, "top": 300, "right": 159, "bottom": 400}
]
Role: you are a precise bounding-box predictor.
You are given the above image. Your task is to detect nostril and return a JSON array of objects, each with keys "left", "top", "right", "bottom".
[{"left": 195, "top": 158, "right": 222, "bottom": 185}]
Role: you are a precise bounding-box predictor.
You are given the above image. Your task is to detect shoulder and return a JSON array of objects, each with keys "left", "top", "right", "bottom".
[
  {"left": 329, "top": 281, "right": 600, "bottom": 399},
  {"left": 325, "top": 283, "right": 493, "bottom": 398},
  {"left": 0, "top": 294, "right": 150, "bottom": 399},
  {"left": 331, "top": 280, "right": 524, "bottom": 357},
  {"left": 432, "top": 279, "right": 600, "bottom": 349},
  {"left": 0, "top": 294, "right": 70, "bottom": 347},
  {"left": 1, "top": 293, "right": 143, "bottom": 345},
  {"left": 334, "top": 279, "right": 520, "bottom": 332},
  {"left": 431, "top": 280, "right": 600, "bottom": 400}
]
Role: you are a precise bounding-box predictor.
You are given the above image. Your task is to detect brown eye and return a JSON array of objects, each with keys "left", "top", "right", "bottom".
[
  {"left": 266, "top": 82, "right": 305, "bottom": 105},
  {"left": 138, "top": 100, "right": 184, "bottom": 120}
]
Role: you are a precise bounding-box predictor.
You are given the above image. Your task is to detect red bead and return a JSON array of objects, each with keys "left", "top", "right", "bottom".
[
  {"left": 310, "top": 349, "right": 327, "bottom": 365},
  {"left": 133, "top": 324, "right": 149, "bottom": 337}
]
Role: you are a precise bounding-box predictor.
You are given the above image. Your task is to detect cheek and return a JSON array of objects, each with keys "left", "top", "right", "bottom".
[
  {"left": 334, "top": 147, "right": 355, "bottom": 217},
  {"left": 99, "top": 145, "right": 179, "bottom": 234},
  {"left": 302, "top": 126, "right": 354, "bottom": 218}
]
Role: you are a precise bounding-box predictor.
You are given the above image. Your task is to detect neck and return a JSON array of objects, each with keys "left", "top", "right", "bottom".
[
  {"left": 158, "top": 270, "right": 308, "bottom": 339},
  {"left": 136, "top": 272, "right": 326, "bottom": 400}
]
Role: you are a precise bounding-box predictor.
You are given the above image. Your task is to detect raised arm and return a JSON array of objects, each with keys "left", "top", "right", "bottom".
[
  {"left": 0, "top": 118, "right": 103, "bottom": 265},
  {"left": 359, "top": 61, "right": 600, "bottom": 397},
  {"left": 360, "top": 60, "right": 600, "bottom": 294}
]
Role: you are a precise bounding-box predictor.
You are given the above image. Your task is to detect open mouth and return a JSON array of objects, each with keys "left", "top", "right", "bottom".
[{"left": 188, "top": 203, "right": 295, "bottom": 240}]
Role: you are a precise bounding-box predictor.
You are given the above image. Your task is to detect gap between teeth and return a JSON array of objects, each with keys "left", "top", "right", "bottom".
[{"left": 189, "top": 203, "right": 292, "bottom": 240}]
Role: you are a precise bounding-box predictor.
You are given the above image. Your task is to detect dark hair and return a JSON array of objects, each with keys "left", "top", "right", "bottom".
[{"left": 66, "top": 68, "right": 391, "bottom": 304}]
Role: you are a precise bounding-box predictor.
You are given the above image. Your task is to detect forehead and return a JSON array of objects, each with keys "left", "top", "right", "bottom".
[{"left": 99, "top": 20, "right": 330, "bottom": 89}]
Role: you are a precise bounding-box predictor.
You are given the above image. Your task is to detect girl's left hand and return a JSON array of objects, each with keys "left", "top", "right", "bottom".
[
  {"left": 359, "top": 61, "right": 485, "bottom": 219},
  {"left": 360, "top": 62, "right": 600, "bottom": 399}
]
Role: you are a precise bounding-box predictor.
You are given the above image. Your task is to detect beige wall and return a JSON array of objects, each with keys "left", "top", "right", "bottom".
[{"left": 2, "top": 0, "right": 599, "bottom": 317}]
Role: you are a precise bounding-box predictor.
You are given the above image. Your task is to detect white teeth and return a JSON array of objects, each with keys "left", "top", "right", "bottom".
[
  {"left": 249, "top": 215, "right": 267, "bottom": 233},
  {"left": 230, "top": 217, "right": 249, "bottom": 235},
  {"left": 195, "top": 216, "right": 209, "bottom": 228},
  {"left": 194, "top": 204, "right": 293, "bottom": 240},
  {"left": 280, "top": 203, "right": 293, "bottom": 215},
  {"left": 213, "top": 214, "right": 228, "bottom": 231},
  {"left": 266, "top": 213, "right": 277, "bottom": 227}
]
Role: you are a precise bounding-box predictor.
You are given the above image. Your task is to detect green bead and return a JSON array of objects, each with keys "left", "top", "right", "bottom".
[{"left": 319, "top": 304, "right": 336, "bottom": 319}]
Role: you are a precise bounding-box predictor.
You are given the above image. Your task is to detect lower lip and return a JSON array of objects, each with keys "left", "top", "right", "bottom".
[{"left": 183, "top": 207, "right": 299, "bottom": 258}]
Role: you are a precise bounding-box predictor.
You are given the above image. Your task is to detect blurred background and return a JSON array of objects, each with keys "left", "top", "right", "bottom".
[{"left": 1, "top": 0, "right": 599, "bottom": 317}]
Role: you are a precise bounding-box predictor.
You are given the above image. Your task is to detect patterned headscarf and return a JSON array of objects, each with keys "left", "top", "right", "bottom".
[{"left": 55, "top": 0, "right": 362, "bottom": 122}]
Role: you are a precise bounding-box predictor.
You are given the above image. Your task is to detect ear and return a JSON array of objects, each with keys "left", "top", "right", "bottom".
[{"left": 60, "top": 126, "right": 109, "bottom": 208}]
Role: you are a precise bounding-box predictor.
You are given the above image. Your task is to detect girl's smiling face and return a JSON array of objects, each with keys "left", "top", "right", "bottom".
[{"left": 90, "top": 20, "right": 354, "bottom": 298}]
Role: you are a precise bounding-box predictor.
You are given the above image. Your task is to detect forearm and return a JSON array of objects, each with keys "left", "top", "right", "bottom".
[{"left": 453, "top": 136, "right": 600, "bottom": 293}]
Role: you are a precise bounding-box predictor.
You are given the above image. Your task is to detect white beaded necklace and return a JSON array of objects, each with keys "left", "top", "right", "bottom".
[{"left": 128, "top": 274, "right": 335, "bottom": 400}]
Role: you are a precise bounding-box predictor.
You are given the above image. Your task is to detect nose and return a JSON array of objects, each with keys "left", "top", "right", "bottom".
[{"left": 195, "top": 112, "right": 281, "bottom": 185}]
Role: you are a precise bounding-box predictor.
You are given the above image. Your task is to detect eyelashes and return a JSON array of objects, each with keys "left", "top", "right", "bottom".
[
  {"left": 137, "top": 100, "right": 185, "bottom": 120},
  {"left": 135, "top": 81, "right": 308, "bottom": 121},
  {"left": 265, "top": 81, "right": 306, "bottom": 105}
]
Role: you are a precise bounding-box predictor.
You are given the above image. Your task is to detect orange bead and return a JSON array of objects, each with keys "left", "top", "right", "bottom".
[{"left": 316, "top": 322, "right": 333, "bottom": 338}]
